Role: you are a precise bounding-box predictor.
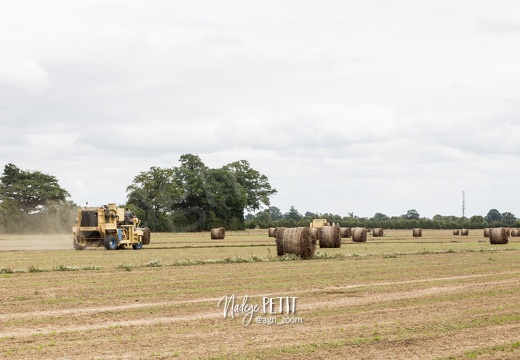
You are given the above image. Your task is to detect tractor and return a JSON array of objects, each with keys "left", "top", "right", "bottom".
[
  {"left": 309, "top": 219, "right": 331, "bottom": 228},
  {"left": 72, "top": 203, "right": 151, "bottom": 250}
]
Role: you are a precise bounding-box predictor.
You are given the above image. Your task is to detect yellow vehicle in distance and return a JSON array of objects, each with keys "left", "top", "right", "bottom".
[
  {"left": 72, "top": 203, "right": 151, "bottom": 250},
  {"left": 309, "top": 219, "right": 331, "bottom": 228}
]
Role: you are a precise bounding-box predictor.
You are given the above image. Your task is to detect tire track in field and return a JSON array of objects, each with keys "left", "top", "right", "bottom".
[
  {"left": 1, "top": 273, "right": 519, "bottom": 339},
  {"left": 1, "top": 271, "right": 518, "bottom": 322}
]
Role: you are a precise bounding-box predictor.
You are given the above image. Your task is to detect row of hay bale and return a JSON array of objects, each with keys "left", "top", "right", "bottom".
[
  {"left": 210, "top": 226, "right": 517, "bottom": 245},
  {"left": 270, "top": 226, "right": 517, "bottom": 259},
  {"left": 483, "top": 228, "right": 520, "bottom": 238},
  {"left": 269, "top": 226, "right": 372, "bottom": 244},
  {"left": 271, "top": 226, "right": 372, "bottom": 259},
  {"left": 452, "top": 227, "right": 514, "bottom": 244},
  {"left": 483, "top": 227, "right": 512, "bottom": 244}
]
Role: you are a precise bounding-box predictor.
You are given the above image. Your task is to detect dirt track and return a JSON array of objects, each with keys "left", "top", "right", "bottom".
[{"left": 0, "top": 234, "right": 71, "bottom": 250}]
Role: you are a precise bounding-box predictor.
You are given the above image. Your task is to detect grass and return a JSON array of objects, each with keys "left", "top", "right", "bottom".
[{"left": 0, "top": 229, "right": 519, "bottom": 359}]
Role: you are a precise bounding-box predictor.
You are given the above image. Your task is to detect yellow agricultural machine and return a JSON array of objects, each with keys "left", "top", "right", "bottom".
[
  {"left": 72, "top": 203, "right": 151, "bottom": 250},
  {"left": 309, "top": 219, "right": 331, "bottom": 228}
]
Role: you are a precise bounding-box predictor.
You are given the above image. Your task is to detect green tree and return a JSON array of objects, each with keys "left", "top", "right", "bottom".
[
  {"left": 284, "top": 206, "right": 302, "bottom": 221},
  {"left": 0, "top": 198, "right": 23, "bottom": 233},
  {"left": 0, "top": 163, "right": 70, "bottom": 214},
  {"left": 485, "top": 209, "right": 501, "bottom": 223},
  {"left": 372, "top": 212, "right": 389, "bottom": 221},
  {"left": 404, "top": 209, "right": 420, "bottom": 220},
  {"left": 222, "top": 160, "right": 277, "bottom": 213},
  {"left": 469, "top": 215, "right": 486, "bottom": 229},
  {"left": 126, "top": 155, "right": 277, "bottom": 231},
  {"left": 126, "top": 166, "right": 182, "bottom": 231},
  {"left": 173, "top": 154, "right": 211, "bottom": 231},
  {"left": 501, "top": 212, "right": 516, "bottom": 226},
  {"left": 268, "top": 206, "right": 283, "bottom": 221},
  {"left": 203, "top": 168, "right": 247, "bottom": 230},
  {"left": 0, "top": 163, "right": 73, "bottom": 233}
]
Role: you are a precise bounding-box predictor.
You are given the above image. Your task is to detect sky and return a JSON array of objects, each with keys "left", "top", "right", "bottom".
[{"left": 1, "top": 0, "right": 520, "bottom": 219}]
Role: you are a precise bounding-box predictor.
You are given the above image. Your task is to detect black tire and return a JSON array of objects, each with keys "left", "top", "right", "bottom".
[
  {"left": 142, "top": 227, "right": 151, "bottom": 245},
  {"left": 132, "top": 239, "right": 143, "bottom": 250},
  {"left": 73, "top": 235, "right": 86, "bottom": 250},
  {"left": 104, "top": 234, "right": 118, "bottom": 250}
]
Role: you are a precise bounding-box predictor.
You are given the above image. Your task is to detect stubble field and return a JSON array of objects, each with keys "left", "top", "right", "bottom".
[{"left": 0, "top": 229, "right": 519, "bottom": 359}]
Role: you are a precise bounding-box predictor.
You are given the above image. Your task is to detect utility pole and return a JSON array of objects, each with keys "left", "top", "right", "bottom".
[{"left": 462, "top": 190, "right": 466, "bottom": 219}]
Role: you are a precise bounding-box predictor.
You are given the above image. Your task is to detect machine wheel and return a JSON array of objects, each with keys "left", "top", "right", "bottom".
[
  {"left": 132, "top": 240, "right": 143, "bottom": 250},
  {"left": 73, "top": 235, "right": 86, "bottom": 250},
  {"left": 142, "top": 227, "right": 151, "bottom": 245},
  {"left": 104, "top": 234, "right": 118, "bottom": 250}
]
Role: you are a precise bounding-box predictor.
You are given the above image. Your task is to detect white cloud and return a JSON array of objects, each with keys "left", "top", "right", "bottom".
[
  {"left": 0, "top": 56, "right": 49, "bottom": 94},
  {"left": 476, "top": 6, "right": 520, "bottom": 34},
  {"left": 1, "top": 0, "right": 520, "bottom": 218}
]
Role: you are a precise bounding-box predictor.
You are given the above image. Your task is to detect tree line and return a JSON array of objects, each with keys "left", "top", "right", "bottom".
[
  {"left": 0, "top": 155, "right": 277, "bottom": 233},
  {"left": 245, "top": 207, "right": 520, "bottom": 230},
  {"left": 0, "top": 159, "right": 517, "bottom": 233}
]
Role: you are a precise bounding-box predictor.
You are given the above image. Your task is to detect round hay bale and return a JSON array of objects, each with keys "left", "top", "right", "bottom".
[
  {"left": 352, "top": 227, "right": 367, "bottom": 243},
  {"left": 275, "top": 227, "right": 316, "bottom": 259},
  {"left": 339, "top": 227, "right": 351, "bottom": 238},
  {"left": 142, "top": 227, "right": 151, "bottom": 245},
  {"left": 310, "top": 228, "right": 321, "bottom": 240},
  {"left": 372, "top": 228, "right": 383, "bottom": 237},
  {"left": 489, "top": 227, "right": 509, "bottom": 244},
  {"left": 511, "top": 229, "right": 520, "bottom": 237},
  {"left": 483, "top": 228, "right": 490, "bottom": 237},
  {"left": 319, "top": 225, "right": 341, "bottom": 248},
  {"left": 275, "top": 227, "right": 286, "bottom": 255},
  {"left": 210, "top": 227, "right": 225, "bottom": 240},
  {"left": 461, "top": 229, "right": 469, "bottom": 236},
  {"left": 367, "top": 228, "right": 372, "bottom": 233},
  {"left": 268, "top": 227, "right": 277, "bottom": 237},
  {"left": 506, "top": 228, "right": 511, "bottom": 237},
  {"left": 453, "top": 229, "right": 460, "bottom": 235},
  {"left": 412, "top": 228, "right": 422, "bottom": 237}
]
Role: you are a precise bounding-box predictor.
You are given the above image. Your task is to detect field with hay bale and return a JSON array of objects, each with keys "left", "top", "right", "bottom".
[{"left": 0, "top": 229, "right": 519, "bottom": 359}]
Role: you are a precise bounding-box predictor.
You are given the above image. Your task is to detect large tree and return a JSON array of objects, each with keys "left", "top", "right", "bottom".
[
  {"left": 126, "top": 154, "right": 277, "bottom": 231},
  {"left": 0, "top": 163, "right": 70, "bottom": 214},
  {"left": 486, "top": 209, "right": 501, "bottom": 223},
  {"left": 0, "top": 163, "right": 74, "bottom": 233},
  {"left": 404, "top": 209, "right": 420, "bottom": 220},
  {"left": 222, "top": 160, "right": 277, "bottom": 213},
  {"left": 126, "top": 166, "right": 182, "bottom": 231},
  {"left": 501, "top": 212, "right": 516, "bottom": 226}
]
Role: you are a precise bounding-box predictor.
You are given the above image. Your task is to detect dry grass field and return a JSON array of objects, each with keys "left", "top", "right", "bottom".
[{"left": 1, "top": 229, "right": 519, "bottom": 359}]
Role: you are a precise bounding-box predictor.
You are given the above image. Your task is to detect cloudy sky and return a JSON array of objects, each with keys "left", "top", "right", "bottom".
[{"left": 1, "top": 0, "right": 520, "bottom": 219}]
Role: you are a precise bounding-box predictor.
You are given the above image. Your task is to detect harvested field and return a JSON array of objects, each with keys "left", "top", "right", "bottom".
[{"left": 0, "top": 229, "right": 519, "bottom": 359}]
